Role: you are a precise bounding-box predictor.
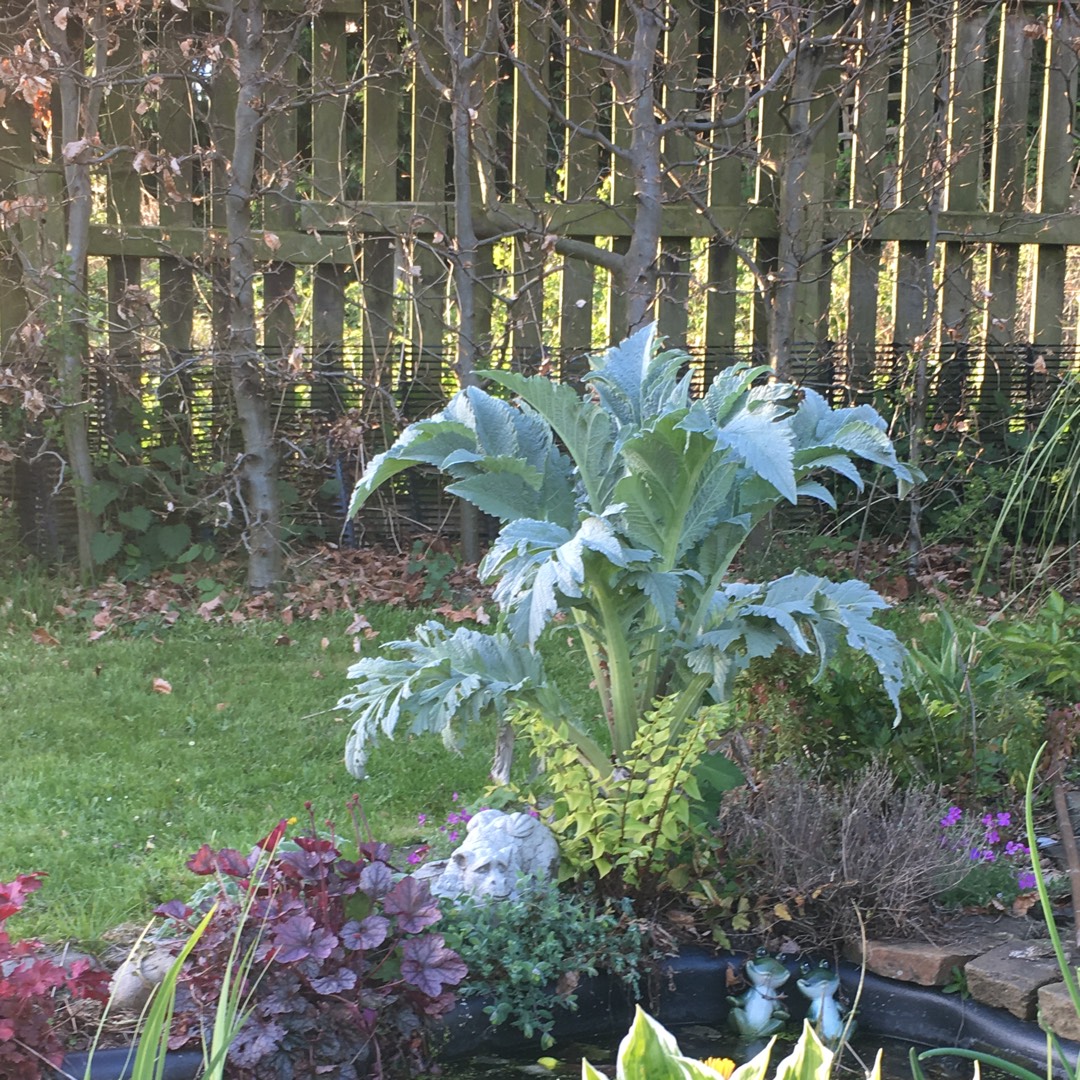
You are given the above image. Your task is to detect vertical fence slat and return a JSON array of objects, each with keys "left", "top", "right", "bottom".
[
  {"left": 940, "top": 7, "right": 984, "bottom": 361},
  {"left": 846, "top": 2, "right": 890, "bottom": 395},
  {"left": 752, "top": 21, "right": 783, "bottom": 357},
  {"left": 657, "top": 0, "right": 697, "bottom": 348},
  {"left": 510, "top": 5, "right": 548, "bottom": 371},
  {"left": 362, "top": 0, "right": 401, "bottom": 405},
  {"left": 102, "top": 26, "right": 142, "bottom": 450},
  {"left": 984, "top": 8, "right": 1034, "bottom": 347},
  {"left": 559, "top": 8, "right": 601, "bottom": 379},
  {"left": 606, "top": 0, "right": 634, "bottom": 343},
  {"left": 263, "top": 12, "right": 299, "bottom": 366},
  {"left": 892, "top": 10, "right": 937, "bottom": 346},
  {"left": 0, "top": 96, "right": 32, "bottom": 351},
  {"left": 794, "top": 9, "right": 843, "bottom": 353},
  {"left": 705, "top": 5, "right": 749, "bottom": 378},
  {"left": 1029, "top": 10, "right": 1077, "bottom": 347},
  {"left": 310, "top": 12, "right": 348, "bottom": 416},
  {"left": 408, "top": 0, "right": 450, "bottom": 416}
]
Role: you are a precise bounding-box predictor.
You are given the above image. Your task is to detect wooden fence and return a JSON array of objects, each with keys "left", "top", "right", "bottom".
[{"left": 1, "top": 0, "right": 1079, "bottom": 551}]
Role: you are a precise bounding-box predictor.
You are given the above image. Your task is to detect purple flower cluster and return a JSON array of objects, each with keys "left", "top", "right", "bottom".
[
  {"left": 940, "top": 805, "right": 1036, "bottom": 893},
  {"left": 406, "top": 795, "right": 482, "bottom": 865}
]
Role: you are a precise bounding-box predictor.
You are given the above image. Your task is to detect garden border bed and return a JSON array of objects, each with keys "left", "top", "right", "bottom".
[{"left": 56, "top": 948, "right": 1080, "bottom": 1079}]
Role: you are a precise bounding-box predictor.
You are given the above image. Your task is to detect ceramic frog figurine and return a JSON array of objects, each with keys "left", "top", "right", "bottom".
[
  {"left": 796, "top": 961, "right": 852, "bottom": 1046},
  {"left": 728, "top": 951, "right": 790, "bottom": 1038}
]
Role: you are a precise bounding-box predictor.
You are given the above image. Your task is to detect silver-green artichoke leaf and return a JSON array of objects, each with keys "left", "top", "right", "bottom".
[
  {"left": 347, "top": 386, "right": 576, "bottom": 527},
  {"left": 685, "top": 572, "right": 904, "bottom": 720},
  {"left": 791, "top": 388, "right": 923, "bottom": 496},
  {"left": 584, "top": 324, "right": 693, "bottom": 442},
  {"left": 480, "top": 370, "right": 618, "bottom": 512},
  {"left": 337, "top": 622, "right": 547, "bottom": 779},
  {"left": 482, "top": 514, "right": 654, "bottom": 647}
]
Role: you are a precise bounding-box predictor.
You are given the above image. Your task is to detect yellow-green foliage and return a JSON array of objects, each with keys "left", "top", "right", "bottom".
[{"left": 521, "top": 701, "right": 740, "bottom": 885}]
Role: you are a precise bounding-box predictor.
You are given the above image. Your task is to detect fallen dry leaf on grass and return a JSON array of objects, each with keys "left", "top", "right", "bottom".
[
  {"left": 151, "top": 677, "right": 173, "bottom": 694},
  {"left": 30, "top": 627, "right": 59, "bottom": 646}
]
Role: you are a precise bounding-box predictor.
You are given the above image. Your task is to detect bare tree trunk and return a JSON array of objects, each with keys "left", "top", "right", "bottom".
[
  {"left": 620, "top": 0, "right": 665, "bottom": 334},
  {"left": 226, "top": 0, "right": 284, "bottom": 590},
  {"left": 38, "top": 0, "right": 109, "bottom": 582}
]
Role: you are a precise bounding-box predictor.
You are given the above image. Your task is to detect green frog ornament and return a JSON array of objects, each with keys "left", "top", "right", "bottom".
[
  {"left": 796, "top": 960, "right": 853, "bottom": 1047},
  {"left": 728, "top": 950, "right": 790, "bottom": 1038}
]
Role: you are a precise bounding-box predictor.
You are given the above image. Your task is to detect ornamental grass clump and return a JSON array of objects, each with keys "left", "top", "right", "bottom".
[{"left": 337, "top": 326, "right": 919, "bottom": 788}]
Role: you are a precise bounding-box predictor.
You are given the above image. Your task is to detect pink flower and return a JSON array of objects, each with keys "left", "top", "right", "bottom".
[
  {"left": 417, "top": 813, "right": 427, "bottom": 826},
  {"left": 407, "top": 850, "right": 422, "bottom": 865},
  {"left": 940, "top": 806, "right": 962, "bottom": 827},
  {"left": 447, "top": 830, "right": 459, "bottom": 843}
]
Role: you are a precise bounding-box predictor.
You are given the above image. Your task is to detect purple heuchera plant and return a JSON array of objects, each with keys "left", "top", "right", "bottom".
[{"left": 163, "top": 811, "right": 467, "bottom": 1080}]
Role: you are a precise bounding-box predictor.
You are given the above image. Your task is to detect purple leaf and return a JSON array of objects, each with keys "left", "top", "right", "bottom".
[
  {"left": 310, "top": 967, "right": 358, "bottom": 994},
  {"left": 357, "top": 841, "right": 395, "bottom": 864},
  {"left": 271, "top": 914, "right": 338, "bottom": 965},
  {"left": 227, "top": 1019, "right": 286, "bottom": 1068},
  {"left": 185, "top": 844, "right": 217, "bottom": 875},
  {"left": 294, "top": 836, "right": 338, "bottom": 856},
  {"left": 153, "top": 900, "right": 193, "bottom": 921},
  {"left": 215, "top": 848, "right": 250, "bottom": 878},
  {"left": 384, "top": 876, "right": 441, "bottom": 934},
  {"left": 401, "top": 934, "right": 468, "bottom": 998},
  {"left": 358, "top": 861, "right": 394, "bottom": 899},
  {"left": 341, "top": 915, "right": 389, "bottom": 951},
  {"left": 277, "top": 847, "right": 333, "bottom": 881}
]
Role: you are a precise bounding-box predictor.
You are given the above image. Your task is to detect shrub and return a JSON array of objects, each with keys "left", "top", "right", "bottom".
[
  {"left": 163, "top": 816, "right": 466, "bottom": 1080},
  {"left": 0, "top": 874, "right": 110, "bottom": 1080},
  {"left": 716, "top": 764, "right": 973, "bottom": 947}
]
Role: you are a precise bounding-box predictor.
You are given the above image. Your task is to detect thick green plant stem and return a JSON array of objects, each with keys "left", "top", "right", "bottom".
[
  {"left": 665, "top": 674, "right": 715, "bottom": 744},
  {"left": 592, "top": 578, "right": 639, "bottom": 758},
  {"left": 571, "top": 607, "right": 614, "bottom": 738}
]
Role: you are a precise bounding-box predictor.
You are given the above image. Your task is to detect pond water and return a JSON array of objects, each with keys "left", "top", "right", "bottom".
[{"left": 437, "top": 1024, "right": 990, "bottom": 1079}]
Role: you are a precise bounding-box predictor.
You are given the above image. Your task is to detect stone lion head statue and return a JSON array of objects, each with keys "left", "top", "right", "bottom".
[{"left": 431, "top": 809, "right": 560, "bottom": 902}]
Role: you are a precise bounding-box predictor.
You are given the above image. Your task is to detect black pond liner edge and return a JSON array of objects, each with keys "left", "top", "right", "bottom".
[{"left": 57, "top": 947, "right": 1080, "bottom": 1079}]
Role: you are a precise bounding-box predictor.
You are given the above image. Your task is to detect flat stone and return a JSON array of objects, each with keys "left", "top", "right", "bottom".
[
  {"left": 846, "top": 934, "right": 1012, "bottom": 986},
  {"left": 965, "top": 940, "right": 1064, "bottom": 1019},
  {"left": 1038, "top": 981, "right": 1080, "bottom": 1041}
]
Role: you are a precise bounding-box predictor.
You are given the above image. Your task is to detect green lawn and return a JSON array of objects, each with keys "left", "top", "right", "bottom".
[{"left": 1, "top": 574, "right": 599, "bottom": 946}]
